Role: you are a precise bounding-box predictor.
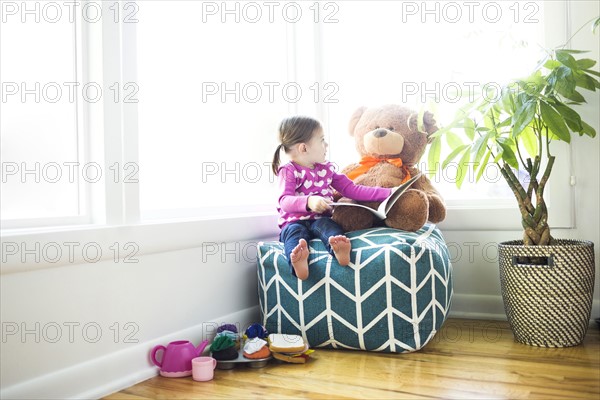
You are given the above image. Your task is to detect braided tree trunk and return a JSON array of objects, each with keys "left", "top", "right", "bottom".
[{"left": 500, "top": 155, "right": 555, "bottom": 246}]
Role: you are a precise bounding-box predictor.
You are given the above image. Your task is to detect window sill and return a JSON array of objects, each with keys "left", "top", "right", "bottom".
[
  {"left": 0, "top": 213, "right": 280, "bottom": 275},
  {"left": 1, "top": 202, "right": 573, "bottom": 274}
]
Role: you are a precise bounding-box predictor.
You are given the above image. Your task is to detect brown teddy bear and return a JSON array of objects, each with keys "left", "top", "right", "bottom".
[{"left": 332, "top": 104, "right": 446, "bottom": 232}]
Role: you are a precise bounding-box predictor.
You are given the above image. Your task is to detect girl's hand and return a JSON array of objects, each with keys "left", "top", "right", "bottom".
[{"left": 307, "top": 196, "right": 333, "bottom": 213}]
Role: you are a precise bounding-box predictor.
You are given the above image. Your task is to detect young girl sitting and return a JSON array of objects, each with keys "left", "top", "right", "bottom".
[{"left": 272, "top": 116, "right": 392, "bottom": 280}]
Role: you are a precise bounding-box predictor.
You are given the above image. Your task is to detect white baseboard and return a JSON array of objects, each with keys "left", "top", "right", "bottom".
[
  {"left": 449, "top": 293, "right": 600, "bottom": 325},
  {"left": 449, "top": 293, "right": 507, "bottom": 321},
  {"left": 0, "top": 306, "right": 261, "bottom": 400}
]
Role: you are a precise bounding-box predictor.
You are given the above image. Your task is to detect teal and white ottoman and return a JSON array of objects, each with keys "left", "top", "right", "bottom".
[{"left": 257, "top": 223, "right": 453, "bottom": 353}]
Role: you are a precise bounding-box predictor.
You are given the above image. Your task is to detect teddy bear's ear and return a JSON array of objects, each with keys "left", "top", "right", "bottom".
[
  {"left": 348, "top": 106, "right": 367, "bottom": 136},
  {"left": 423, "top": 111, "right": 439, "bottom": 143}
]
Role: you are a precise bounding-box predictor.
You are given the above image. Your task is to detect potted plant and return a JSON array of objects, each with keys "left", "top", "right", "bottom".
[{"left": 427, "top": 18, "right": 599, "bottom": 347}]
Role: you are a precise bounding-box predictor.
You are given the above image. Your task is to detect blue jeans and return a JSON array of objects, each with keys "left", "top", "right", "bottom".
[{"left": 279, "top": 218, "right": 345, "bottom": 277}]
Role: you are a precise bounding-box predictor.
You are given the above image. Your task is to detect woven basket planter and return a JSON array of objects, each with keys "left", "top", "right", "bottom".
[{"left": 498, "top": 239, "right": 595, "bottom": 347}]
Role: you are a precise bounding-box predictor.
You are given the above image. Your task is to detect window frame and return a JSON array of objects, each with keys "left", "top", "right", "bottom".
[
  {"left": 1, "top": 5, "right": 91, "bottom": 229},
  {"left": 1, "top": 0, "right": 579, "bottom": 234}
]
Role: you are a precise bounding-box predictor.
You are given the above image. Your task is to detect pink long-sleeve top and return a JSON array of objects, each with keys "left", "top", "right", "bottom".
[{"left": 277, "top": 161, "right": 392, "bottom": 228}]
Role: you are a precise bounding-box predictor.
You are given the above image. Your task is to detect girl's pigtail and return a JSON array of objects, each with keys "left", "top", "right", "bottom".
[{"left": 272, "top": 144, "right": 283, "bottom": 176}]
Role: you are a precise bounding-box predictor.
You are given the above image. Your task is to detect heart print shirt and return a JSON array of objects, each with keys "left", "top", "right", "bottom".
[{"left": 277, "top": 161, "right": 391, "bottom": 228}]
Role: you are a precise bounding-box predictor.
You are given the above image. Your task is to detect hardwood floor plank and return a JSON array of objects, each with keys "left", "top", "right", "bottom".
[{"left": 105, "top": 319, "right": 600, "bottom": 399}]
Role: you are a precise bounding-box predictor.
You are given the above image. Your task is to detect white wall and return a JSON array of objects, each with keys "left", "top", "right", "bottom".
[{"left": 0, "top": 216, "right": 277, "bottom": 399}]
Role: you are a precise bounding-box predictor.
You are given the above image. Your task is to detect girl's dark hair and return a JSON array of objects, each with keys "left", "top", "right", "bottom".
[{"left": 271, "top": 116, "right": 322, "bottom": 175}]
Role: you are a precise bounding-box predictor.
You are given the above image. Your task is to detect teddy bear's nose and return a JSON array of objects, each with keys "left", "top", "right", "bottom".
[{"left": 373, "top": 129, "right": 388, "bottom": 138}]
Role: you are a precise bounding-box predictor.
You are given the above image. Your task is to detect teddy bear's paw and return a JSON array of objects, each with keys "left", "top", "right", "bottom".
[
  {"left": 427, "top": 194, "right": 447, "bottom": 223},
  {"left": 385, "top": 190, "right": 429, "bottom": 232}
]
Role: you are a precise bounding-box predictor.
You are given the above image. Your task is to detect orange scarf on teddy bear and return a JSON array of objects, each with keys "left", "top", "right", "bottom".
[{"left": 346, "top": 156, "right": 412, "bottom": 183}]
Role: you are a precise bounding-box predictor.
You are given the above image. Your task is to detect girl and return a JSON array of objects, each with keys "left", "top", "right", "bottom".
[{"left": 272, "top": 116, "right": 392, "bottom": 280}]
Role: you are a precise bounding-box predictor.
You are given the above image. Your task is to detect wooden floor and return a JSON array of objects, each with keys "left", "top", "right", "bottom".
[{"left": 106, "top": 319, "right": 600, "bottom": 399}]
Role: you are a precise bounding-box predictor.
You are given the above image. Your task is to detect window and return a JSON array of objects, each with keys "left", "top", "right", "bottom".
[
  {"left": 136, "top": 1, "right": 290, "bottom": 219},
  {"left": 322, "top": 0, "right": 546, "bottom": 206},
  {"left": 1, "top": 0, "right": 579, "bottom": 230},
  {"left": 1, "top": 4, "right": 86, "bottom": 226}
]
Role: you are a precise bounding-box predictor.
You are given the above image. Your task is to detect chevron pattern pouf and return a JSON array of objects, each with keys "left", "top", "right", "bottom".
[{"left": 257, "top": 223, "right": 453, "bottom": 353}]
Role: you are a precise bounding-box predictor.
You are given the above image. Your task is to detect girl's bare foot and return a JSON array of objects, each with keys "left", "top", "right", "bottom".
[
  {"left": 329, "top": 235, "right": 351, "bottom": 266},
  {"left": 290, "top": 239, "right": 310, "bottom": 280}
]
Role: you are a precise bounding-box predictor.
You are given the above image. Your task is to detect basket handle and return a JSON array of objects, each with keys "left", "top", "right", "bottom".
[{"left": 512, "top": 255, "right": 554, "bottom": 267}]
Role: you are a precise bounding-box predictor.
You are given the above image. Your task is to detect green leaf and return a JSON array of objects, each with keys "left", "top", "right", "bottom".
[
  {"left": 464, "top": 118, "right": 475, "bottom": 141},
  {"left": 564, "top": 119, "right": 582, "bottom": 133},
  {"left": 500, "top": 145, "right": 519, "bottom": 169},
  {"left": 577, "top": 59, "right": 597, "bottom": 69},
  {"left": 585, "top": 69, "right": 600, "bottom": 78},
  {"left": 544, "top": 60, "right": 562, "bottom": 69},
  {"left": 456, "top": 148, "right": 472, "bottom": 189},
  {"left": 563, "top": 90, "right": 586, "bottom": 103},
  {"left": 519, "top": 125, "right": 539, "bottom": 158},
  {"left": 442, "top": 144, "right": 470, "bottom": 170},
  {"left": 475, "top": 150, "right": 492, "bottom": 182},
  {"left": 512, "top": 95, "right": 536, "bottom": 136},
  {"left": 575, "top": 72, "right": 598, "bottom": 91},
  {"left": 540, "top": 101, "right": 571, "bottom": 143},
  {"left": 556, "top": 50, "right": 580, "bottom": 70},
  {"left": 427, "top": 136, "right": 442, "bottom": 176},
  {"left": 501, "top": 88, "right": 516, "bottom": 113},
  {"left": 586, "top": 73, "right": 600, "bottom": 89},
  {"left": 552, "top": 103, "right": 583, "bottom": 132},
  {"left": 497, "top": 138, "right": 519, "bottom": 169},
  {"left": 497, "top": 117, "right": 512, "bottom": 130},
  {"left": 581, "top": 121, "right": 597, "bottom": 138},
  {"left": 472, "top": 131, "right": 492, "bottom": 164},
  {"left": 427, "top": 127, "right": 446, "bottom": 139},
  {"left": 484, "top": 112, "right": 496, "bottom": 131},
  {"left": 553, "top": 66, "right": 576, "bottom": 97},
  {"left": 446, "top": 131, "right": 465, "bottom": 149},
  {"left": 558, "top": 49, "right": 588, "bottom": 54},
  {"left": 517, "top": 82, "right": 544, "bottom": 99},
  {"left": 520, "top": 71, "right": 545, "bottom": 93},
  {"left": 593, "top": 17, "right": 600, "bottom": 34}
]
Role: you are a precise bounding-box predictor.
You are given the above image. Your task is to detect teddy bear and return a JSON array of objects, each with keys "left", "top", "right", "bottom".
[{"left": 332, "top": 104, "right": 446, "bottom": 232}]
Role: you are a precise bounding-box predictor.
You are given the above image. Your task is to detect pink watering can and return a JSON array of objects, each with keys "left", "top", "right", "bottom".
[{"left": 151, "top": 339, "right": 209, "bottom": 377}]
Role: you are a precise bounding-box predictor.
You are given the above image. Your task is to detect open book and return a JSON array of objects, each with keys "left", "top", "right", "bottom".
[{"left": 331, "top": 172, "right": 422, "bottom": 220}]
